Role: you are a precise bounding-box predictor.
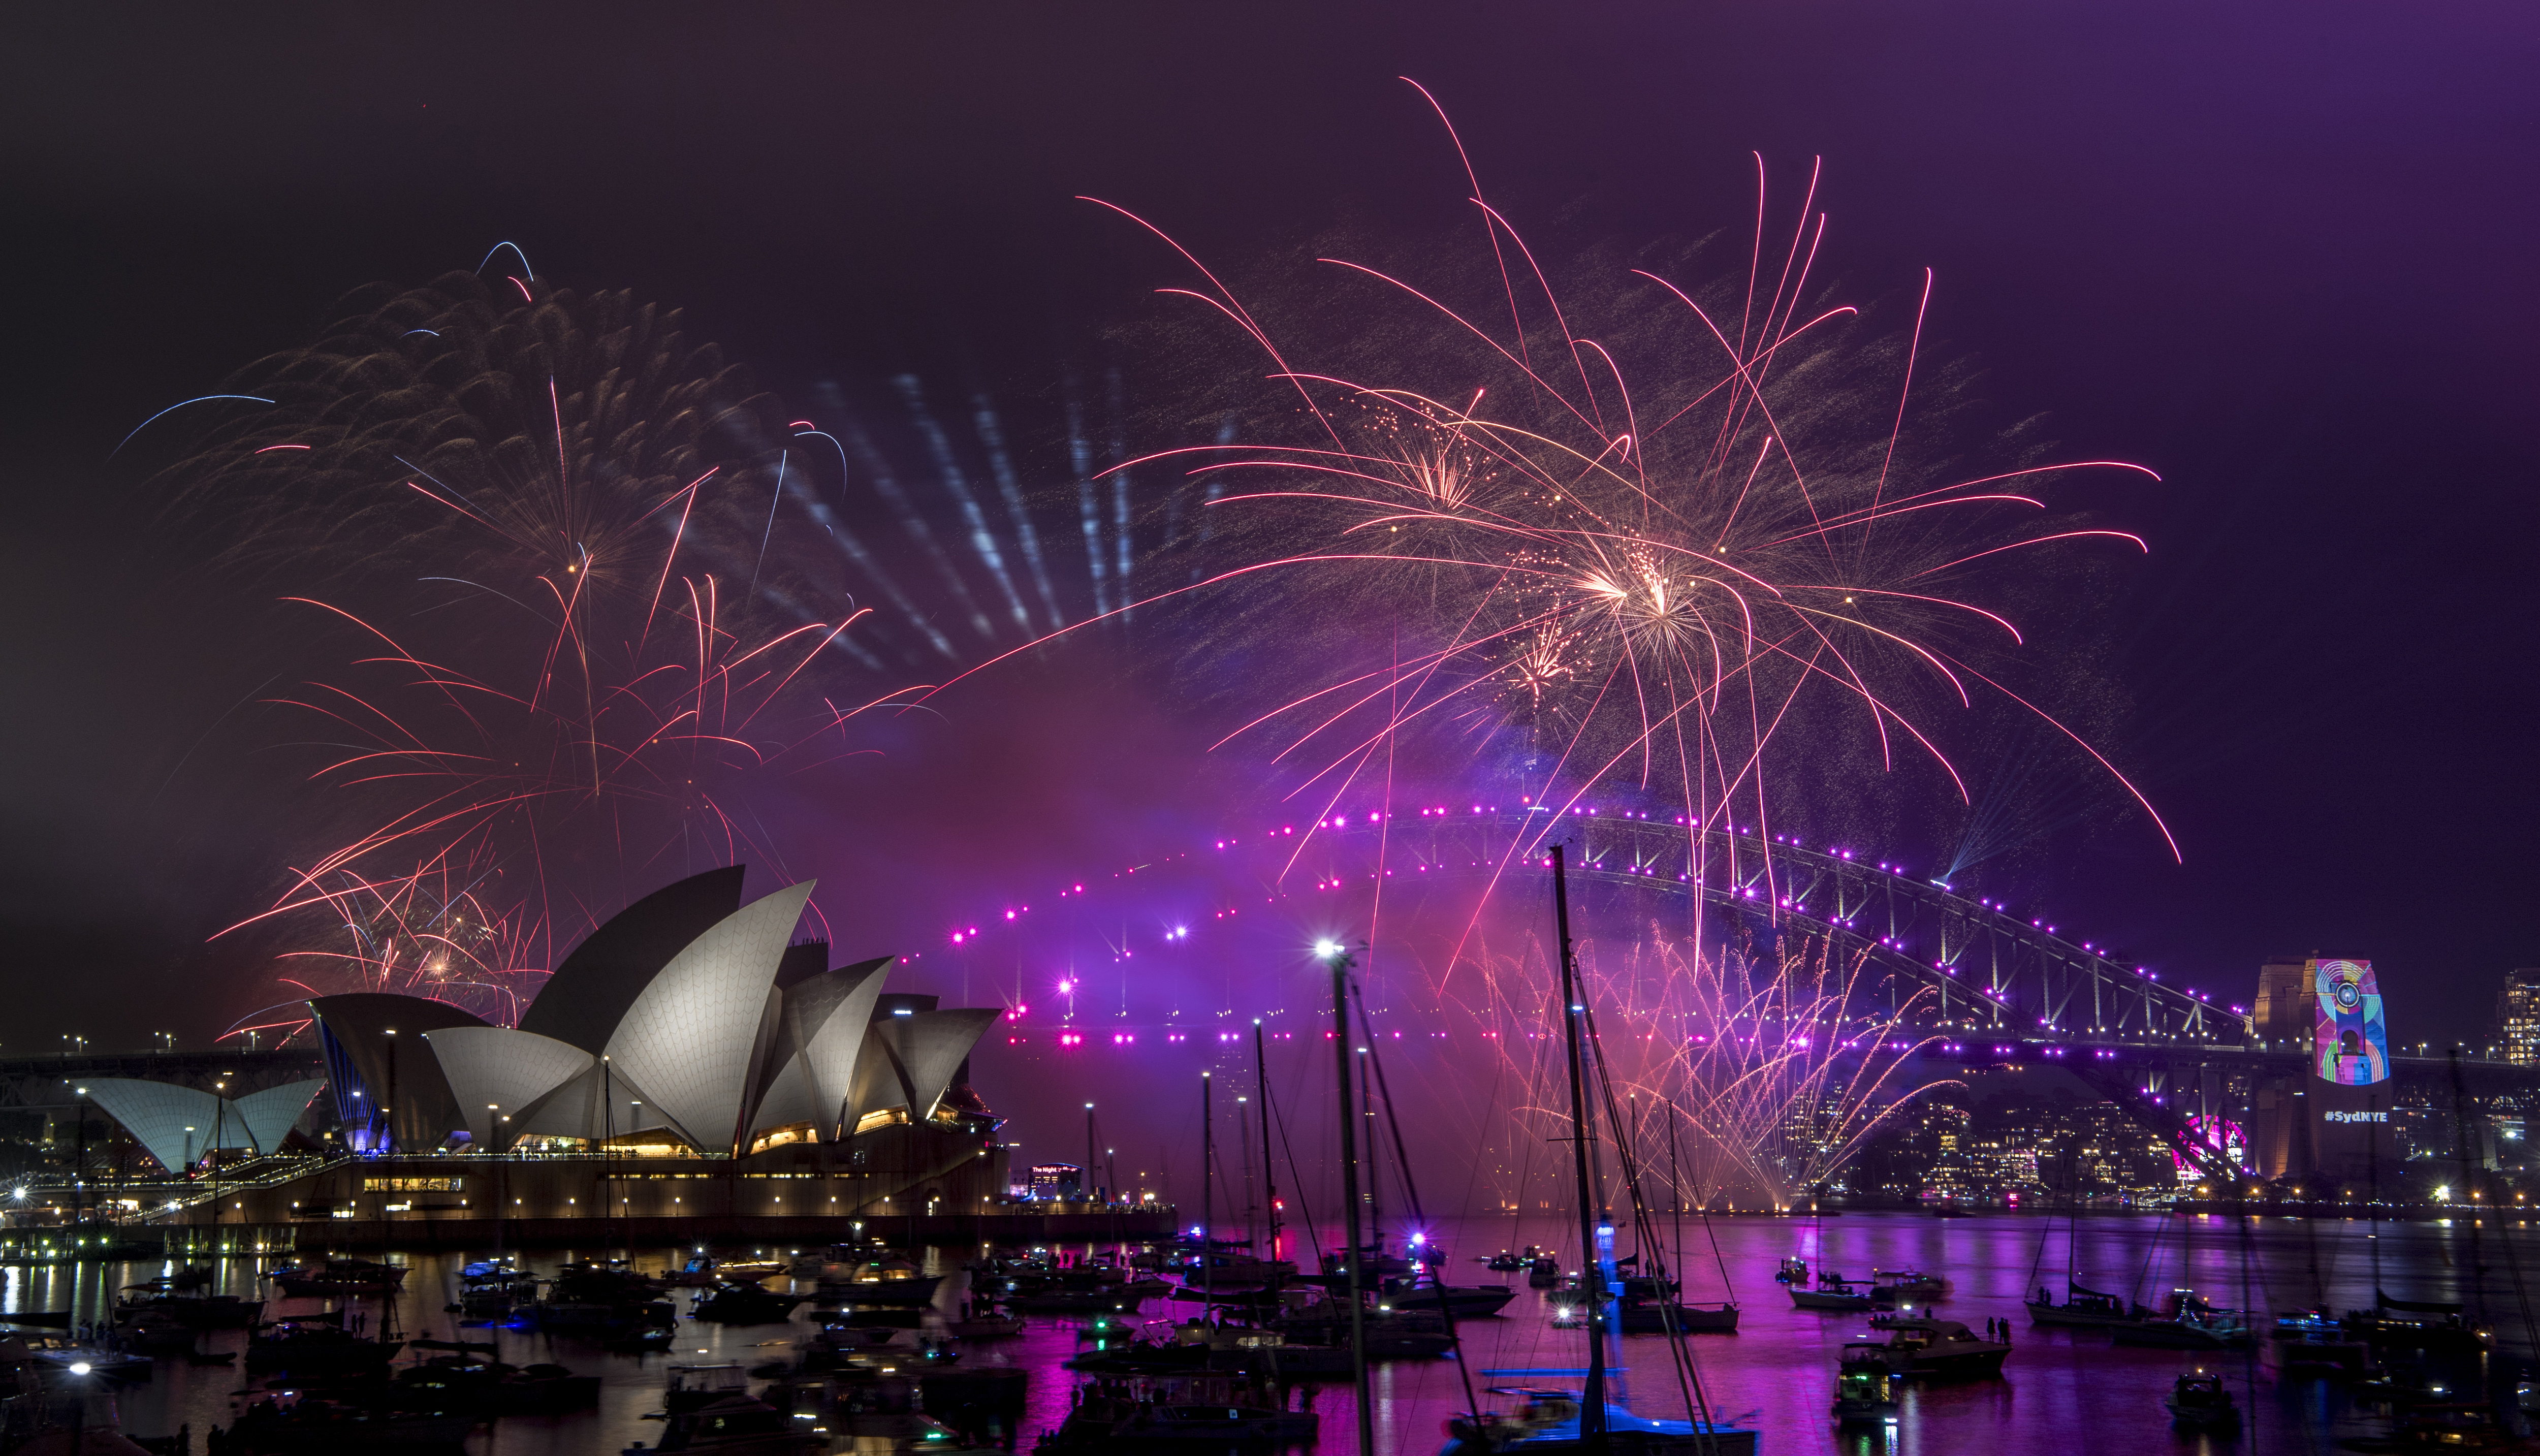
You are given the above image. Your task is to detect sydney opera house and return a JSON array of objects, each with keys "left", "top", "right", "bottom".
[{"left": 98, "top": 868, "right": 1032, "bottom": 1240}]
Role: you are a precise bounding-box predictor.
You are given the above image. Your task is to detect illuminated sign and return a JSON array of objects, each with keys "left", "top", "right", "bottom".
[
  {"left": 2312, "top": 959, "right": 2389, "bottom": 1086},
  {"left": 2323, "top": 1110, "right": 2388, "bottom": 1124}
]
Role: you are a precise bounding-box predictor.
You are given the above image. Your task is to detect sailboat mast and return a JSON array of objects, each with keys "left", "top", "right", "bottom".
[
  {"left": 1362, "top": 1046, "right": 1382, "bottom": 1247},
  {"left": 1325, "top": 945, "right": 1376, "bottom": 1456},
  {"left": 1255, "top": 1021, "right": 1281, "bottom": 1264},
  {"left": 1239, "top": 1100, "right": 1257, "bottom": 1255},
  {"left": 1551, "top": 845, "right": 1608, "bottom": 1444},
  {"left": 1201, "top": 1070, "right": 1215, "bottom": 1312}
]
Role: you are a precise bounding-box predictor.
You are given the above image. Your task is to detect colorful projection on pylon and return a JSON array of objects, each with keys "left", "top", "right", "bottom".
[{"left": 2312, "top": 958, "right": 2389, "bottom": 1086}]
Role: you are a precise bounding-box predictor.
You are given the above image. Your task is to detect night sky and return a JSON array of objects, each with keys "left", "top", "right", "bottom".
[{"left": 2, "top": 1, "right": 2534, "bottom": 1094}]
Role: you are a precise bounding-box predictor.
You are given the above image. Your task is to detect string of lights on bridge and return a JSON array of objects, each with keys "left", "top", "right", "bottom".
[{"left": 908, "top": 800, "right": 2249, "bottom": 1043}]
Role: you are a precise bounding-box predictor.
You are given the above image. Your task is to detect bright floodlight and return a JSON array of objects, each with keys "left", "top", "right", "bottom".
[
  {"left": 68, "top": 1363, "right": 89, "bottom": 1376},
  {"left": 1315, "top": 939, "right": 1342, "bottom": 960}
]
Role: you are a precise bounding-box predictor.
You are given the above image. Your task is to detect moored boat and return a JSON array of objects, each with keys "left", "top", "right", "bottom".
[
  {"left": 1832, "top": 1341, "right": 1900, "bottom": 1423},
  {"left": 625, "top": 1394, "right": 824, "bottom": 1453},
  {"left": 1040, "top": 1371, "right": 1317, "bottom": 1449},
  {"left": 2026, "top": 1279, "right": 2151, "bottom": 1330},
  {"left": 1869, "top": 1316, "right": 2010, "bottom": 1380},
  {"left": 2165, "top": 1371, "right": 2241, "bottom": 1429},
  {"left": 1870, "top": 1269, "right": 1945, "bottom": 1301},
  {"left": 2111, "top": 1292, "right": 2254, "bottom": 1351},
  {"left": 265, "top": 1258, "right": 406, "bottom": 1297},
  {"left": 1790, "top": 1274, "right": 1885, "bottom": 1313},
  {"left": 1442, "top": 1385, "right": 1758, "bottom": 1455}
]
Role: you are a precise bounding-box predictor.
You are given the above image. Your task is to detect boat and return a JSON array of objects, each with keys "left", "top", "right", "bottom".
[
  {"left": 2025, "top": 1279, "right": 2151, "bottom": 1330},
  {"left": 1322, "top": 1244, "right": 1417, "bottom": 1280},
  {"left": 625, "top": 1395, "right": 824, "bottom": 1453},
  {"left": 265, "top": 1258, "right": 407, "bottom": 1297},
  {"left": 2165, "top": 1371, "right": 2241, "bottom": 1429},
  {"left": 819, "top": 1258, "right": 947, "bottom": 1307},
  {"left": 1484, "top": 1249, "right": 1538, "bottom": 1273},
  {"left": 1526, "top": 1257, "right": 1562, "bottom": 1288},
  {"left": 1774, "top": 1256, "right": 1808, "bottom": 1284},
  {"left": 244, "top": 1316, "right": 402, "bottom": 1374},
  {"left": 2272, "top": 1307, "right": 2371, "bottom": 1376},
  {"left": 1789, "top": 1274, "right": 1886, "bottom": 1312},
  {"left": 114, "top": 1310, "right": 197, "bottom": 1356},
  {"left": 1832, "top": 1341, "right": 1900, "bottom": 1423},
  {"left": 1868, "top": 1317, "right": 2011, "bottom": 1380},
  {"left": 1870, "top": 1269, "right": 1945, "bottom": 1301},
  {"left": 1005, "top": 1288, "right": 1135, "bottom": 1315},
  {"left": 1172, "top": 1238, "right": 1299, "bottom": 1286},
  {"left": 1443, "top": 1386, "right": 1758, "bottom": 1456},
  {"left": 1040, "top": 1371, "right": 1316, "bottom": 1449},
  {"left": 2344, "top": 1289, "right": 2492, "bottom": 1357},
  {"left": 16, "top": 1338, "right": 154, "bottom": 1384},
  {"left": 223, "top": 1394, "right": 478, "bottom": 1453},
  {"left": 2111, "top": 1291, "right": 2255, "bottom": 1350},
  {"left": 1622, "top": 1300, "right": 1737, "bottom": 1335},
  {"left": 1437, "top": 847, "right": 1757, "bottom": 1456},
  {"left": 455, "top": 1259, "right": 534, "bottom": 1318},
  {"left": 389, "top": 1354, "right": 602, "bottom": 1415},
  {"left": 115, "top": 1281, "right": 264, "bottom": 1330},
  {"left": 944, "top": 1312, "right": 1025, "bottom": 1338},
  {"left": 1381, "top": 1278, "right": 1518, "bottom": 1319},
  {"left": 692, "top": 1284, "right": 808, "bottom": 1324},
  {"left": 664, "top": 1363, "right": 754, "bottom": 1412}
]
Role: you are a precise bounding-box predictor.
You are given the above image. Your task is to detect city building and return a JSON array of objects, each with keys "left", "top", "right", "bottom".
[{"left": 2500, "top": 968, "right": 2540, "bottom": 1066}]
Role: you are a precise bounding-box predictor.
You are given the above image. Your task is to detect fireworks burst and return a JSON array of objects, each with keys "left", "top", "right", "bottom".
[
  {"left": 1017, "top": 83, "right": 2178, "bottom": 931},
  {"left": 158, "top": 268, "right": 907, "bottom": 1033}
]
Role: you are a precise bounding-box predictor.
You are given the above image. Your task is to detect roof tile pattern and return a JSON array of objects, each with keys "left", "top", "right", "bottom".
[
  {"left": 603, "top": 881, "right": 814, "bottom": 1155},
  {"left": 80, "top": 1079, "right": 237, "bottom": 1174}
]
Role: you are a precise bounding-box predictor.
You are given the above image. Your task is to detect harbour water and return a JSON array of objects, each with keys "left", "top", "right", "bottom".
[{"left": 6, "top": 1209, "right": 2529, "bottom": 1453}]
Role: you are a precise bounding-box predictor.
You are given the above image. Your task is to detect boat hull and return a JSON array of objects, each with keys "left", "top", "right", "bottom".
[
  {"left": 1444, "top": 1427, "right": 1757, "bottom": 1455},
  {"left": 2112, "top": 1323, "right": 2252, "bottom": 1351},
  {"left": 1790, "top": 1290, "right": 1881, "bottom": 1312},
  {"left": 2024, "top": 1300, "right": 2145, "bottom": 1331}
]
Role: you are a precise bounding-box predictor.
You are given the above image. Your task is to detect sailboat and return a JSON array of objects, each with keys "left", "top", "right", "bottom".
[{"left": 1440, "top": 845, "right": 1757, "bottom": 1456}]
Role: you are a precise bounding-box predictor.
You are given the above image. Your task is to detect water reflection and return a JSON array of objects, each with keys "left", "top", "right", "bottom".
[{"left": 0, "top": 1210, "right": 2526, "bottom": 1452}]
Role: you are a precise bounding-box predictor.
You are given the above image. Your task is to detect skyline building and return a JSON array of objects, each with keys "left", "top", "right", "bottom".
[{"left": 2500, "top": 968, "right": 2540, "bottom": 1066}]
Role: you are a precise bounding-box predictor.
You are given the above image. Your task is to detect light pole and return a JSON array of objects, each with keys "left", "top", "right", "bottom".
[{"left": 382, "top": 1028, "right": 398, "bottom": 1157}]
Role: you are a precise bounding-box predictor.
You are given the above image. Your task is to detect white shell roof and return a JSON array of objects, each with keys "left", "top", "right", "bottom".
[
  {"left": 229, "top": 1080, "right": 326, "bottom": 1155},
  {"left": 880, "top": 1008, "right": 1000, "bottom": 1121},
  {"left": 746, "top": 957, "right": 892, "bottom": 1142},
  {"left": 847, "top": 1008, "right": 999, "bottom": 1126},
  {"left": 422, "top": 1027, "right": 595, "bottom": 1148},
  {"left": 603, "top": 881, "right": 815, "bottom": 1155},
  {"left": 511, "top": 1057, "right": 678, "bottom": 1144},
  {"left": 80, "top": 1079, "right": 239, "bottom": 1174}
]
